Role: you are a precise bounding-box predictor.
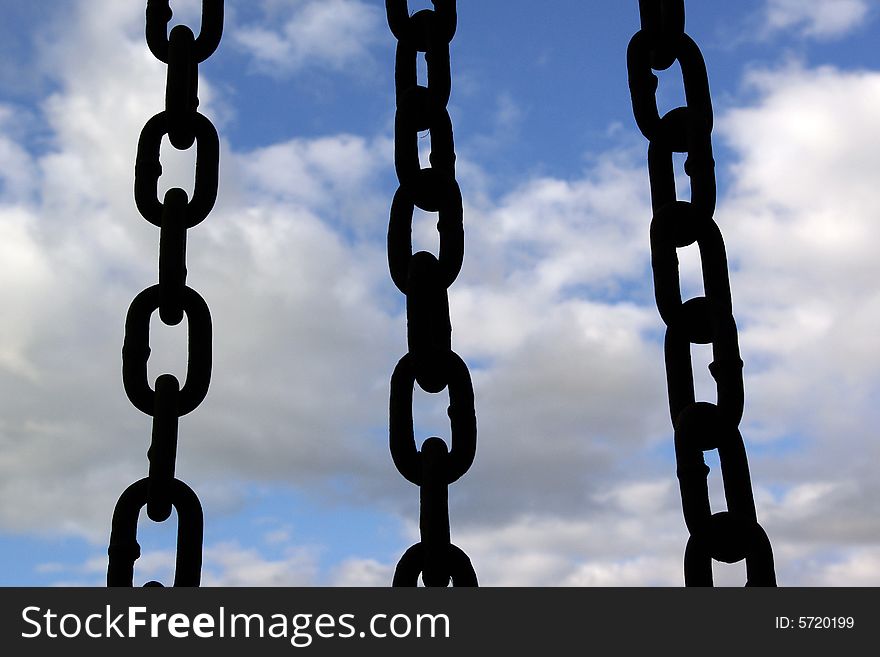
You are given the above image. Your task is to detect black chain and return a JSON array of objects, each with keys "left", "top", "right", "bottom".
[
  {"left": 386, "top": 0, "right": 477, "bottom": 587},
  {"left": 108, "top": 0, "right": 223, "bottom": 588},
  {"left": 627, "top": 0, "right": 776, "bottom": 586}
]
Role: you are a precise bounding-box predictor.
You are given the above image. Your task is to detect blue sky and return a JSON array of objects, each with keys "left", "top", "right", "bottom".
[{"left": 1, "top": 0, "right": 879, "bottom": 586}]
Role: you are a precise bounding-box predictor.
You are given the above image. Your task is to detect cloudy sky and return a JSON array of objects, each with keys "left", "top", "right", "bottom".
[{"left": 1, "top": 0, "right": 879, "bottom": 587}]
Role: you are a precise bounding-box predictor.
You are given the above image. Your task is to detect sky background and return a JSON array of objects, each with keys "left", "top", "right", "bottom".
[{"left": 1, "top": 0, "right": 879, "bottom": 586}]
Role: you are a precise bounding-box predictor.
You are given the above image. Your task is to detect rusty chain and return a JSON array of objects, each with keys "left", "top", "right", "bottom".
[
  {"left": 627, "top": 0, "right": 776, "bottom": 586},
  {"left": 386, "top": 0, "right": 477, "bottom": 587},
  {"left": 108, "top": 0, "right": 223, "bottom": 587}
]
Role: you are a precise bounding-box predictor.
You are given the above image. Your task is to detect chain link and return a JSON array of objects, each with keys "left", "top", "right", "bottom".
[
  {"left": 108, "top": 0, "right": 223, "bottom": 588},
  {"left": 627, "top": 0, "right": 776, "bottom": 586},
  {"left": 386, "top": 0, "right": 477, "bottom": 587}
]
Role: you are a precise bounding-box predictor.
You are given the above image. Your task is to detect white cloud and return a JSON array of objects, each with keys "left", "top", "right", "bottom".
[
  {"left": 718, "top": 63, "right": 880, "bottom": 446},
  {"left": 201, "top": 542, "right": 319, "bottom": 586},
  {"left": 233, "top": 0, "right": 384, "bottom": 76},
  {"left": 462, "top": 150, "right": 653, "bottom": 297},
  {"left": 236, "top": 133, "right": 393, "bottom": 241},
  {"left": 329, "top": 558, "right": 394, "bottom": 586},
  {"left": 807, "top": 548, "right": 880, "bottom": 585},
  {"left": 450, "top": 474, "right": 880, "bottom": 586},
  {"left": 0, "top": 108, "right": 38, "bottom": 203},
  {"left": 763, "top": 0, "right": 871, "bottom": 39},
  {"left": 46, "top": 541, "right": 322, "bottom": 587}
]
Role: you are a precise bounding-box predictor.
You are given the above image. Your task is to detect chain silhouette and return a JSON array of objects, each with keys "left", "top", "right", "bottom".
[
  {"left": 627, "top": 0, "right": 776, "bottom": 586},
  {"left": 107, "top": 0, "right": 224, "bottom": 587},
  {"left": 386, "top": 0, "right": 478, "bottom": 587}
]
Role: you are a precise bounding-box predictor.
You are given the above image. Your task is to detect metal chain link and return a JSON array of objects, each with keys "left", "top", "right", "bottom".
[
  {"left": 627, "top": 0, "right": 776, "bottom": 586},
  {"left": 108, "top": 0, "right": 223, "bottom": 588},
  {"left": 386, "top": 0, "right": 477, "bottom": 587}
]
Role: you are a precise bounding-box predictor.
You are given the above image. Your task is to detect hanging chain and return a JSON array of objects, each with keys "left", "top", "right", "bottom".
[
  {"left": 386, "top": 0, "right": 477, "bottom": 587},
  {"left": 108, "top": 0, "right": 223, "bottom": 587},
  {"left": 627, "top": 0, "right": 775, "bottom": 586}
]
